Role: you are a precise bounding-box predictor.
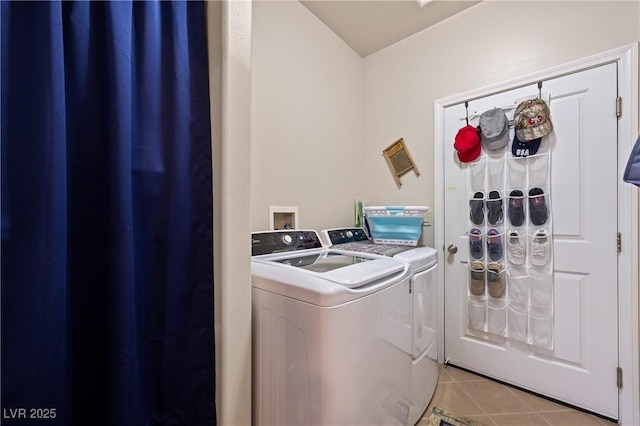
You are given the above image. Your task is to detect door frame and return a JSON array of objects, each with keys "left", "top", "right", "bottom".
[{"left": 434, "top": 44, "right": 639, "bottom": 425}]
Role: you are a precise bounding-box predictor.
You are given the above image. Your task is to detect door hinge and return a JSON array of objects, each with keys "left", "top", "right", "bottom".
[
  {"left": 616, "top": 97, "right": 622, "bottom": 118},
  {"left": 617, "top": 232, "right": 622, "bottom": 253},
  {"left": 617, "top": 367, "right": 623, "bottom": 389}
]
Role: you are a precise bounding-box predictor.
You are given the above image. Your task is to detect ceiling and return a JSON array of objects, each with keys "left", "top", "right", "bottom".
[{"left": 299, "top": 0, "right": 482, "bottom": 57}]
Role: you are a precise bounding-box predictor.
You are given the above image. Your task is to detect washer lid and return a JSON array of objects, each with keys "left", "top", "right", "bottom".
[
  {"left": 257, "top": 250, "right": 405, "bottom": 288},
  {"left": 252, "top": 249, "right": 411, "bottom": 306}
]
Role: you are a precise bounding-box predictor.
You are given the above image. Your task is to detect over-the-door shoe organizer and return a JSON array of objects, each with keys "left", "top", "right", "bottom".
[{"left": 465, "top": 146, "right": 554, "bottom": 349}]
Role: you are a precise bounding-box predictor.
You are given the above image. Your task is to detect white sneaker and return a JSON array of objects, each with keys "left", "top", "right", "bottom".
[
  {"left": 507, "top": 229, "right": 525, "bottom": 265},
  {"left": 530, "top": 229, "right": 551, "bottom": 266}
]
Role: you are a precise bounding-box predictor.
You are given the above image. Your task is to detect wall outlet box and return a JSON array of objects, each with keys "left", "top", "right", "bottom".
[{"left": 269, "top": 206, "right": 299, "bottom": 230}]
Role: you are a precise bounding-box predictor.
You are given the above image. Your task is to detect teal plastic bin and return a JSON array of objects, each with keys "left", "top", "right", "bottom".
[{"left": 365, "top": 206, "right": 429, "bottom": 246}]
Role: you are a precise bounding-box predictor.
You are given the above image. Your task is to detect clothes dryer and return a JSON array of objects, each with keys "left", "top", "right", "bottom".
[
  {"left": 321, "top": 227, "right": 439, "bottom": 425},
  {"left": 252, "top": 230, "right": 415, "bottom": 425}
]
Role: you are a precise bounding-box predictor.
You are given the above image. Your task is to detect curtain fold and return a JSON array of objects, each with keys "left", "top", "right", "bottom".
[{"left": 1, "top": 1, "right": 215, "bottom": 425}]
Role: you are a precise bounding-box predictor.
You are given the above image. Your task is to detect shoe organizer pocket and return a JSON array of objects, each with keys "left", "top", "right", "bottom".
[
  {"left": 506, "top": 229, "right": 526, "bottom": 264},
  {"left": 528, "top": 228, "right": 552, "bottom": 267},
  {"left": 528, "top": 153, "right": 550, "bottom": 189},
  {"left": 506, "top": 191, "right": 526, "bottom": 228},
  {"left": 530, "top": 276, "right": 553, "bottom": 308},
  {"left": 487, "top": 158, "right": 505, "bottom": 189},
  {"left": 469, "top": 161, "right": 486, "bottom": 194},
  {"left": 507, "top": 272, "right": 529, "bottom": 306},
  {"left": 468, "top": 228, "right": 484, "bottom": 261},
  {"left": 507, "top": 304, "right": 529, "bottom": 341},
  {"left": 469, "top": 192, "right": 485, "bottom": 226},
  {"left": 485, "top": 229, "right": 504, "bottom": 262},
  {"left": 507, "top": 157, "right": 527, "bottom": 190},
  {"left": 530, "top": 307, "right": 554, "bottom": 349},
  {"left": 486, "top": 262, "right": 505, "bottom": 299},
  {"left": 487, "top": 300, "right": 507, "bottom": 335},
  {"left": 469, "top": 261, "right": 486, "bottom": 296},
  {"left": 467, "top": 300, "right": 486, "bottom": 332},
  {"left": 528, "top": 188, "right": 550, "bottom": 227},
  {"left": 486, "top": 191, "right": 504, "bottom": 226}
]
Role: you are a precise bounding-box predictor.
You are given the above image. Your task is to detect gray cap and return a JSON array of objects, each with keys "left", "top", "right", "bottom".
[{"left": 478, "top": 108, "right": 509, "bottom": 151}]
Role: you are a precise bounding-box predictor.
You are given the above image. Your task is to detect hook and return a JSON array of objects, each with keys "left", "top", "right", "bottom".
[
  {"left": 538, "top": 81, "right": 543, "bottom": 98},
  {"left": 465, "top": 101, "right": 469, "bottom": 125}
]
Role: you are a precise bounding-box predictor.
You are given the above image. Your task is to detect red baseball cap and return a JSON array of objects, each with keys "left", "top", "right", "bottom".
[{"left": 454, "top": 125, "right": 481, "bottom": 163}]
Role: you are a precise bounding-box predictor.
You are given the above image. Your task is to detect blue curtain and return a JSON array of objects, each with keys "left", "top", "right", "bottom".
[{"left": 1, "top": 1, "right": 215, "bottom": 425}]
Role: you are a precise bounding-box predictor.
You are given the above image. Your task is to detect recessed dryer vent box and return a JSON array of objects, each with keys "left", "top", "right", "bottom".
[{"left": 269, "top": 206, "right": 298, "bottom": 230}]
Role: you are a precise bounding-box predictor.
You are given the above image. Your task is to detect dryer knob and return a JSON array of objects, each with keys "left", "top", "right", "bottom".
[
  {"left": 345, "top": 231, "right": 353, "bottom": 238},
  {"left": 282, "top": 234, "right": 293, "bottom": 245}
]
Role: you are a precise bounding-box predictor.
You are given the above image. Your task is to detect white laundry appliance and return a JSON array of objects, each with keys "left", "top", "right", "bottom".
[
  {"left": 320, "top": 227, "right": 439, "bottom": 425},
  {"left": 252, "top": 230, "right": 416, "bottom": 425}
]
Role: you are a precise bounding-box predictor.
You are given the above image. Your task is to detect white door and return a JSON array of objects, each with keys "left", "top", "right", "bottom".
[{"left": 443, "top": 63, "right": 619, "bottom": 419}]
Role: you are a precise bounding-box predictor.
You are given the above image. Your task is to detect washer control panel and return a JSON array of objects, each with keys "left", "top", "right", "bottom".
[{"left": 251, "top": 230, "right": 323, "bottom": 256}]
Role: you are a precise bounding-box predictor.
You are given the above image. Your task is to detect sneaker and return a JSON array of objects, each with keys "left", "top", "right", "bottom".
[
  {"left": 486, "top": 190, "right": 503, "bottom": 225},
  {"left": 469, "top": 261, "right": 485, "bottom": 295},
  {"left": 486, "top": 228, "right": 503, "bottom": 262},
  {"left": 508, "top": 190, "right": 525, "bottom": 226},
  {"left": 507, "top": 229, "right": 525, "bottom": 265},
  {"left": 487, "top": 262, "right": 505, "bottom": 298},
  {"left": 469, "top": 228, "right": 483, "bottom": 260},
  {"left": 469, "top": 192, "right": 485, "bottom": 225},
  {"left": 530, "top": 229, "right": 551, "bottom": 266},
  {"left": 529, "top": 187, "right": 548, "bottom": 225}
]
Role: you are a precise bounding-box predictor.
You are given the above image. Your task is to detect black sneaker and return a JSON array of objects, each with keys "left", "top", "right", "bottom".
[
  {"left": 529, "top": 187, "right": 548, "bottom": 225},
  {"left": 469, "top": 191, "right": 485, "bottom": 225},
  {"left": 508, "top": 190, "right": 525, "bottom": 226},
  {"left": 486, "top": 190, "right": 503, "bottom": 225}
]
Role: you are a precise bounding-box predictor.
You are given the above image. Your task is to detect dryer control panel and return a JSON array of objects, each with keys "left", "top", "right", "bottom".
[
  {"left": 325, "top": 228, "right": 370, "bottom": 245},
  {"left": 251, "top": 230, "right": 323, "bottom": 256}
]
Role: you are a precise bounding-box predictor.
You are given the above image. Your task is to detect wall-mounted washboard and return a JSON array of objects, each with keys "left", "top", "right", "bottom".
[{"left": 382, "top": 138, "right": 420, "bottom": 187}]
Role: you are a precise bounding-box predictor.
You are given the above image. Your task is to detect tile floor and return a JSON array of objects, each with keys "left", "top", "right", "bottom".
[{"left": 417, "top": 364, "right": 617, "bottom": 426}]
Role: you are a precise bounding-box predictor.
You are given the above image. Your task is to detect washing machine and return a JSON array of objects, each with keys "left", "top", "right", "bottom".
[
  {"left": 252, "top": 230, "right": 415, "bottom": 425},
  {"left": 320, "top": 227, "right": 439, "bottom": 425}
]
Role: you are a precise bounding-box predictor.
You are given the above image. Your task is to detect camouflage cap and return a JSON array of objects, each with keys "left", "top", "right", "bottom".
[{"left": 514, "top": 99, "right": 553, "bottom": 141}]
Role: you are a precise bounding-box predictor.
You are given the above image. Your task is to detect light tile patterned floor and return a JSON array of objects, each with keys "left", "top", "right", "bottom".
[{"left": 417, "top": 365, "right": 616, "bottom": 426}]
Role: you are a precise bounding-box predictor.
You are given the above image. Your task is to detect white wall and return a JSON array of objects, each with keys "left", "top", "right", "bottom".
[
  {"left": 251, "top": 1, "right": 364, "bottom": 232},
  {"left": 208, "top": 1, "right": 252, "bottom": 425},
  {"left": 363, "top": 1, "right": 640, "bottom": 220}
]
